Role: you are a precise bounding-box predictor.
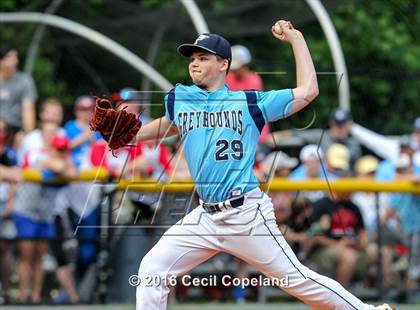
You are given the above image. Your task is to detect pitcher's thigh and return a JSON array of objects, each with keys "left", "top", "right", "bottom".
[
  {"left": 138, "top": 234, "right": 218, "bottom": 279},
  {"left": 229, "top": 207, "right": 369, "bottom": 310}
]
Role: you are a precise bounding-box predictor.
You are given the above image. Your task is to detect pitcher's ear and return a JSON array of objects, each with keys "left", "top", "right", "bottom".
[{"left": 220, "top": 59, "right": 229, "bottom": 73}]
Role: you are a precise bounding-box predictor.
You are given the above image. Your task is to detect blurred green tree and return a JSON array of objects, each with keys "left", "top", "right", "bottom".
[{"left": 0, "top": 0, "right": 418, "bottom": 132}]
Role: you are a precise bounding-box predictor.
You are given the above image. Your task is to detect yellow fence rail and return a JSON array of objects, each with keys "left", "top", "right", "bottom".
[
  {"left": 22, "top": 168, "right": 109, "bottom": 183},
  {"left": 21, "top": 169, "right": 420, "bottom": 194}
]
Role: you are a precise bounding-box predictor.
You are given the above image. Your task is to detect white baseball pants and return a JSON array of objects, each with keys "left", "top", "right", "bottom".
[{"left": 136, "top": 188, "right": 376, "bottom": 310}]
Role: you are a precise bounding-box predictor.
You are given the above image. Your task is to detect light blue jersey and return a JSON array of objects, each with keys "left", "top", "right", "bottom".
[{"left": 165, "top": 84, "right": 293, "bottom": 202}]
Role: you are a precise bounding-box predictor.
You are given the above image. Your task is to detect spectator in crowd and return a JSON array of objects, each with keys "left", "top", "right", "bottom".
[
  {"left": 374, "top": 138, "right": 416, "bottom": 279},
  {"left": 45, "top": 136, "right": 80, "bottom": 304},
  {"left": 12, "top": 122, "right": 75, "bottom": 303},
  {"left": 276, "top": 196, "right": 313, "bottom": 260},
  {"left": 54, "top": 182, "right": 100, "bottom": 292},
  {"left": 57, "top": 96, "right": 102, "bottom": 285},
  {"left": 351, "top": 155, "right": 399, "bottom": 290},
  {"left": 61, "top": 95, "right": 100, "bottom": 284},
  {"left": 120, "top": 139, "right": 172, "bottom": 181},
  {"left": 226, "top": 45, "right": 263, "bottom": 91},
  {"left": 262, "top": 150, "right": 298, "bottom": 179},
  {"left": 289, "top": 144, "right": 336, "bottom": 202},
  {"left": 263, "top": 151, "right": 298, "bottom": 224},
  {"left": 12, "top": 98, "right": 65, "bottom": 303},
  {"left": 324, "top": 109, "right": 362, "bottom": 170},
  {"left": 289, "top": 145, "right": 325, "bottom": 179},
  {"left": 0, "top": 118, "right": 21, "bottom": 304},
  {"left": 262, "top": 151, "right": 311, "bottom": 255},
  {"left": 352, "top": 155, "right": 381, "bottom": 237},
  {"left": 351, "top": 116, "right": 420, "bottom": 165},
  {"left": 308, "top": 190, "right": 368, "bottom": 287},
  {"left": 377, "top": 140, "right": 417, "bottom": 183},
  {"left": 17, "top": 98, "right": 64, "bottom": 165},
  {"left": 325, "top": 143, "right": 351, "bottom": 178},
  {"left": 64, "top": 95, "right": 101, "bottom": 169},
  {"left": 382, "top": 153, "right": 420, "bottom": 303},
  {"left": 272, "top": 108, "right": 362, "bottom": 171},
  {"left": 51, "top": 205, "right": 80, "bottom": 305},
  {"left": 0, "top": 44, "right": 37, "bottom": 141},
  {"left": 306, "top": 148, "right": 367, "bottom": 287},
  {"left": 351, "top": 117, "right": 420, "bottom": 183}
]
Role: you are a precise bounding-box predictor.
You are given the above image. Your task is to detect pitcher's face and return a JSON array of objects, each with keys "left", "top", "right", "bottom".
[{"left": 189, "top": 51, "right": 227, "bottom": 89}]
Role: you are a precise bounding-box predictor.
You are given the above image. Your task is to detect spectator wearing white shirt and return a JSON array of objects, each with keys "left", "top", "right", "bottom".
[
  {"left": 350, "top": 116, "right": 420, "bottom": 166},
  {"left": 17, "top": 98, "right": 65, "bottom": 165},
  {"left": 0, "top": 118, "right": 20, "bottom": 304},
  {"left": 352, "top": 155, "right": 401, "bottom": 292},
  {"left": 289, "top": 144, "right": 336, "bottom": 202}
]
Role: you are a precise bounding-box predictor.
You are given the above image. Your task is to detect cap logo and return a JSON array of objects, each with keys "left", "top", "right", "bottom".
[{"left": 194, "top": 34, "right": 209, "bottom": 44}]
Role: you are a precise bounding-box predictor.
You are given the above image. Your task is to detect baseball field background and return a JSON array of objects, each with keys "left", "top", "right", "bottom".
[{"left": 0, "top": 0, "right": 419, "bottom": 309}]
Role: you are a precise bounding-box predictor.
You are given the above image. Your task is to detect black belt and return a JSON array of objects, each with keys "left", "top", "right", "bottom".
[{"left": 201, "top": 196, "right": 245, "bottom": 214}]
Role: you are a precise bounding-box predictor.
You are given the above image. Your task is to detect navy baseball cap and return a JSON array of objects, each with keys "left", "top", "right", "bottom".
[
  {"left": 330, "top": 108, "right": 352, "bottom": 124},
  {"left": 177, "top": 33, "right": 232, "bottom": 62}
]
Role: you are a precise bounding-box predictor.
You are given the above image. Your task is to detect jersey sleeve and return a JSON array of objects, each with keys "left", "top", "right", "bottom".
[
  {"left": 256, "top": 89, "right": 294, "bottom": 122},
  {"left": 164, "top": 88, "right": 176, "bottom": 123}
]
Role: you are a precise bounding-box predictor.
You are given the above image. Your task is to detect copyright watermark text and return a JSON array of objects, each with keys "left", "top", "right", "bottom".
[{"left": 129, "top": 274, "right": 289, "bottom": 289}]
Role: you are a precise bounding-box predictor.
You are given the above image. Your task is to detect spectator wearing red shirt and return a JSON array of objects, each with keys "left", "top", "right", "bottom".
[
  {"left": 226, "top": 45, "right": 263, "bottom": 91},
  {"left": 89, "top": 140, "right": 171, "bottom": 180},
  {"left": 308, "top": 192, "right": 368, "bottom": 287}
]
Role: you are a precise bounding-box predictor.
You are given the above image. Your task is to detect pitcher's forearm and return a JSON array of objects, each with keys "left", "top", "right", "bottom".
[
  {"left": 290, "top": 35, "right": 318, "bottom": 113},
  {"left": 292, "top": 36, "right": 317, "bottom": 95},
  {"left": 272, "top": 21, "right": 318, "bottom": 115},
  {"left": 137, "top": 117, "right": 179, "bottom": 141}
]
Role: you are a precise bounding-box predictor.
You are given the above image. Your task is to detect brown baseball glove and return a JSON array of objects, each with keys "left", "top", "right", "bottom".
[{"left": 90, "top": 96, "right": 142, "bottom": 153}]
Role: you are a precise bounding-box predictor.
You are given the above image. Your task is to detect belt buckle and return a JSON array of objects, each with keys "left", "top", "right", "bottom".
[
  {"left": 230, "top": 195, "right": 244, "bottom": 208},
  {"left": 203, "top": 202, "right": 219, "bottom": 214}
]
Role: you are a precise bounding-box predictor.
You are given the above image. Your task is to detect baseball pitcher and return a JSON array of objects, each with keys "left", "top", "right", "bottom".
[{"left": 91, "top": 20, "right": 393, "bottom": 310}]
